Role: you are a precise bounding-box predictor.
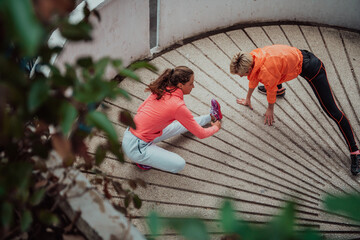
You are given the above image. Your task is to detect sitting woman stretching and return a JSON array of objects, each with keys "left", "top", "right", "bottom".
[{"left": 122, "top": 66, "right": 222, "bottom": 173}]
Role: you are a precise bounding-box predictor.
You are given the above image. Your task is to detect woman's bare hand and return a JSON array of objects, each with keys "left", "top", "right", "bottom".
[
  {"left": 211, "top": 120, "right": 222, "bottom": 129},
  {"left": 236, "top": 98, "right": 253, "bottom": 110},
  {"left": 264, "top": 107, "right": 275, "bottom": 125}
]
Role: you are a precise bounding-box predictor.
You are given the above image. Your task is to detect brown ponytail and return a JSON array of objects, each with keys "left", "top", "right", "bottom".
[{"left": 146, "top": 66, "right": 194, "bottom": 99}]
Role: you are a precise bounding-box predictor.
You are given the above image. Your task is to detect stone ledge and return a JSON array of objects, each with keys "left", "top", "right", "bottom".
[{"left": 46, "top": 151, "right": 146, "bottom": 240}]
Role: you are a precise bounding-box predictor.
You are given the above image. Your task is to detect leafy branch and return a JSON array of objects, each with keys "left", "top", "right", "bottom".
[{"left": 0, "top": 0, "right": 155, "bottom": 238}]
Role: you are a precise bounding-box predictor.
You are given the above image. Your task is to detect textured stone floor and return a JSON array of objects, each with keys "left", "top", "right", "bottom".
[{"left": 87, "top": 24, "right": 360, "bottom": 239}]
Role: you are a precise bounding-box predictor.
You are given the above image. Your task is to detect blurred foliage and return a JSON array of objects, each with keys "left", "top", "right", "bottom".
[
  {"left": 324, "top": 193, "right": 360, "bottom": 223},
  {"left": 148, "top": 195, "right": 360, "bottom": 240},
  {"left": 0, "top": 0, "right": 155, "bottom": 238},
  {"left": 90, "top": 175, "right": 147, "bottom": 217}
]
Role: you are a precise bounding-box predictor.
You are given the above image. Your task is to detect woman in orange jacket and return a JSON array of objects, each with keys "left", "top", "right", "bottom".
[{"left": 230, "top": 44, "right": 360, "bottom": 176}]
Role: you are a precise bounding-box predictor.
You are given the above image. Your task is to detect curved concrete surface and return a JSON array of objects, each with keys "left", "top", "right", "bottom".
[{"left": 87, "top": 24, "right": 360, "bottom": 239}]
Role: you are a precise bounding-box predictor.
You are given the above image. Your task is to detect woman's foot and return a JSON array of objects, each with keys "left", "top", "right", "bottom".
[
  {"left": 135, "top": 163, "right": 152, "bottom": 170},
  {"left": 258, "top": 85, "right": 286, "bottom": 97},
  {"left": 210, "top": 98, "right": 223, "bottom": 121}
]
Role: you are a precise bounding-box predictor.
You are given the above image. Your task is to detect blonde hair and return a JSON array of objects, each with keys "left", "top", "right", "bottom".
[{"left": 230, "top": 52, "right": 253, "bottom": 75}]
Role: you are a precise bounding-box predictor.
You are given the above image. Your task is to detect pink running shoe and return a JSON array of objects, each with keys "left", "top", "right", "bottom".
[
  {"left": 210, "top": 98, "right": 223, "bottom": 121},
  {"left": 135, "top": 163, "right": 152, "bottom": 170}
]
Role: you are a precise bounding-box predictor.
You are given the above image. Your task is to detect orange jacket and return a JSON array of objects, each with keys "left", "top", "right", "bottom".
[{"left": 247, "top": 45, "right": 303, "bottom": 104}]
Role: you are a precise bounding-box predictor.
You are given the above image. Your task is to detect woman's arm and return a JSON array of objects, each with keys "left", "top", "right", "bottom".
[{"left": 174, "top": 105, "right": 220, "bottom": 139}]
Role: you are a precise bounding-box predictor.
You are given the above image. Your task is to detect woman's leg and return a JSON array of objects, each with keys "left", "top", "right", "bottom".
[
  {"left": 139, "top": 144, "right": 186, "bottom": 173},
  {"left": 305, "top": 64, "right": 358, "bottom": 153},
  {"left": 122, "top": 128, "right": 185, "bottom": 173},
  {"left": 300, "top": 50, "right": 359, "bottom": 175},
  {"left": 153, "top": 114, "right": 211, "bottom": 143},
  {"left": 300, "top": 50, "right": 358, "bottom": 153}
]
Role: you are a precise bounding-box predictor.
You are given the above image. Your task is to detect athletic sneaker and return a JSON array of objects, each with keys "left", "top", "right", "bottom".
[
  {"left": 350, "top": 154, "right": 360, "bottom": 176},
  {"left": 210, "top": 98, "right": 223, "bottom": 121},
  {"left": 258, "top": 85, "right": 286, "bottom": 97},
  {"left": 135, "top": 163, "right": 152, "bottom": 170}
]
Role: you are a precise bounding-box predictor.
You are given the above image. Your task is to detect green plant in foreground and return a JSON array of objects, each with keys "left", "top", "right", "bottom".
[
  {"left": 324, "top": 193, "right": 360, "bottom": 223},
  {"left": 0, "top": 0, "right": 155, "bottom": 238},
  {"left": 148, "top": 193, "right": 360, "bottom": 240}
]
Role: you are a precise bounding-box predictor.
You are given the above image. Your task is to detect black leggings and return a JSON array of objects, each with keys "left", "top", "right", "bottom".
[{"left": 299, "top": 50, "right": 358, "bottom": 153}]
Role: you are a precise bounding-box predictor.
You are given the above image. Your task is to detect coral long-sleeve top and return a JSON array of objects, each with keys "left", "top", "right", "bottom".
[
  {"left": 130, "top": 88, "right": 219, "bottom": 142},
  {"left": 247, "top": 45, "right": 303, "bottom": 104}
]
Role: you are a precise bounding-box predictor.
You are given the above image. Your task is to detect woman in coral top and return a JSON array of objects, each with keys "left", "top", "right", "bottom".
[
  {"left": 122, "top": 66, "right": 222, "bottom": 173},
  {"left": 230, "top": 44, "right": 360, "bottom": 176}
]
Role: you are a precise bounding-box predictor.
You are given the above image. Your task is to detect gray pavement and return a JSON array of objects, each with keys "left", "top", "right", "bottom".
[{"left": 87, "top": 24, "right": 360, "bottom": 239}]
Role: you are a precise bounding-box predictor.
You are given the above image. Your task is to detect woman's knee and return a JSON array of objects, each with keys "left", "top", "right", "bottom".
[
  {"left": 324, "top": 106, "right": 343, "bottom": 122},
  {"left": 171, "top": 156, "right": 186, "bottom": 173}
]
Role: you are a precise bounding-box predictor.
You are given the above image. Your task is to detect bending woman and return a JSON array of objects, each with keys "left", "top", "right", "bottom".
[
  {"left": 122, "top": 66, "right": 222, "bottom": 173},
  {"left": 230, "top": 45, "right": 360, "bottom": 176}
]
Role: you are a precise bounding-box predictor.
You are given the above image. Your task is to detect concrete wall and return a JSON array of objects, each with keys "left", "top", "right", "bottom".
[
  {"left": 158, "top": 0, "right": 360, "bottom": 50},
  {"left": 55, "top": 0, "right": 360, "bottom": 78},
  {"left": 55, "top": 0, "right": 150, "bottom": 77}
]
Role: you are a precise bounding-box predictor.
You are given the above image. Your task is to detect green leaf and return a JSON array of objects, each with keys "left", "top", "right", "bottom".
[
  {"left": 49, "top": 66, "right": 69, "bottom": 88},
  {"left": 119, "top": 110, "right": 136, "bottom": 129},
  {"left": 75, "top": 81, "right": 113, "bottom": 103},
  {"left": 1, "top": 202, "right": 13, "bottom": 227},
  {"left": 51, "top": 46, "right": 63, "bottom": 54},
  {"left": 92, "top": 9, "right": 101, "bottom": 22},
  {"left": 39, "top": 46, "right": 63, "bottom": 64},
  {"left": 83, "top": 2, "right": 90, "bottom": 19},
  {"left": 129, "top": 61, "right": 158, "bottom": 72},
  {"left": 0, "top": 185, "right": 5, "bottom": 198},
  {"left": 167, "top": 218, "right": 209, "bottom": 240},
  {"left": 60, "top": 102, "right": 78, "bottom": 135},
  {"left": 20, "top": 210, "right": 33, "bottom": 232},
  {"left": 147, "top": 212, "right": 161, "bottom": 236},
  {"left": 65, "top": 64, "right": 77, "bottom": 83},
  {"left": 124, "top": 195, "right": 131, "bottom": 208},
  {"left": 28, "top": 79, "right": 49, "bottom": 112},
  {"left": 3, "top": 111, "right": 24, "bottom": 140},
  {"left": 85, "top": 111, "right": 118, "bottom": 143},
  {"left": 94, "top": 57, "right": 110, "bottom": 78},
  {"left": 4, "top": 0, "right": 43, "bottom": 55},
  {"left": 49, "top": 65, "right": 61, "bottom": 77},
  {"left": 60, "top": 20, "right": 92, "bottom": 41},
  {"left": 112, "top": 59, "right": 123, "bottom": 68},
  {"left": 118, "top": 69, "right": 140, "bottom": 81},
  {"left": 324, "top": 193, "right": 360, "bottom": 223},
  {"left": 133, "top": 194, "right": 142, "bottom": 209},
  {"left": 220, "top": 200, "right": 237, "bottom": 234},
  {"left": 29, "top": 188, "right": 46, "bottom": 206},
  {"left": 297, "top": 228, "right": 322, "bottom": 240},
  {"left": 77, "top": 57, "right": 93, "bottom": 68},
  {"left": 38, "top": 210, "right": 59, "bottom": 226},
  {"left": 95, "top": 146, "right": 106, "bottom": 166},
  {"left": 264, "top": 201, "right": 296, "bottom": 239},
  {"left": 6, "top": 162, "right": 33, "bottom": 201}
]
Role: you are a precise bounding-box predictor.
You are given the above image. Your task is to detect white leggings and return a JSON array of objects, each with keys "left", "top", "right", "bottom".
[{"left": 122, "top": 115, "right": 211, "bottom": 173}]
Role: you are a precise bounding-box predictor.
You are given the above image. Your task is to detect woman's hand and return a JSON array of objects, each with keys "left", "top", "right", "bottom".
[
  {"left": 211, "top": 120, "right": 222, "bottom": 129},
  {"left": 264, "top": 104, "right": 275, "bottom": 125},
  {"left": 236, "top": 98, "right": 253, "bottom": 110}
]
